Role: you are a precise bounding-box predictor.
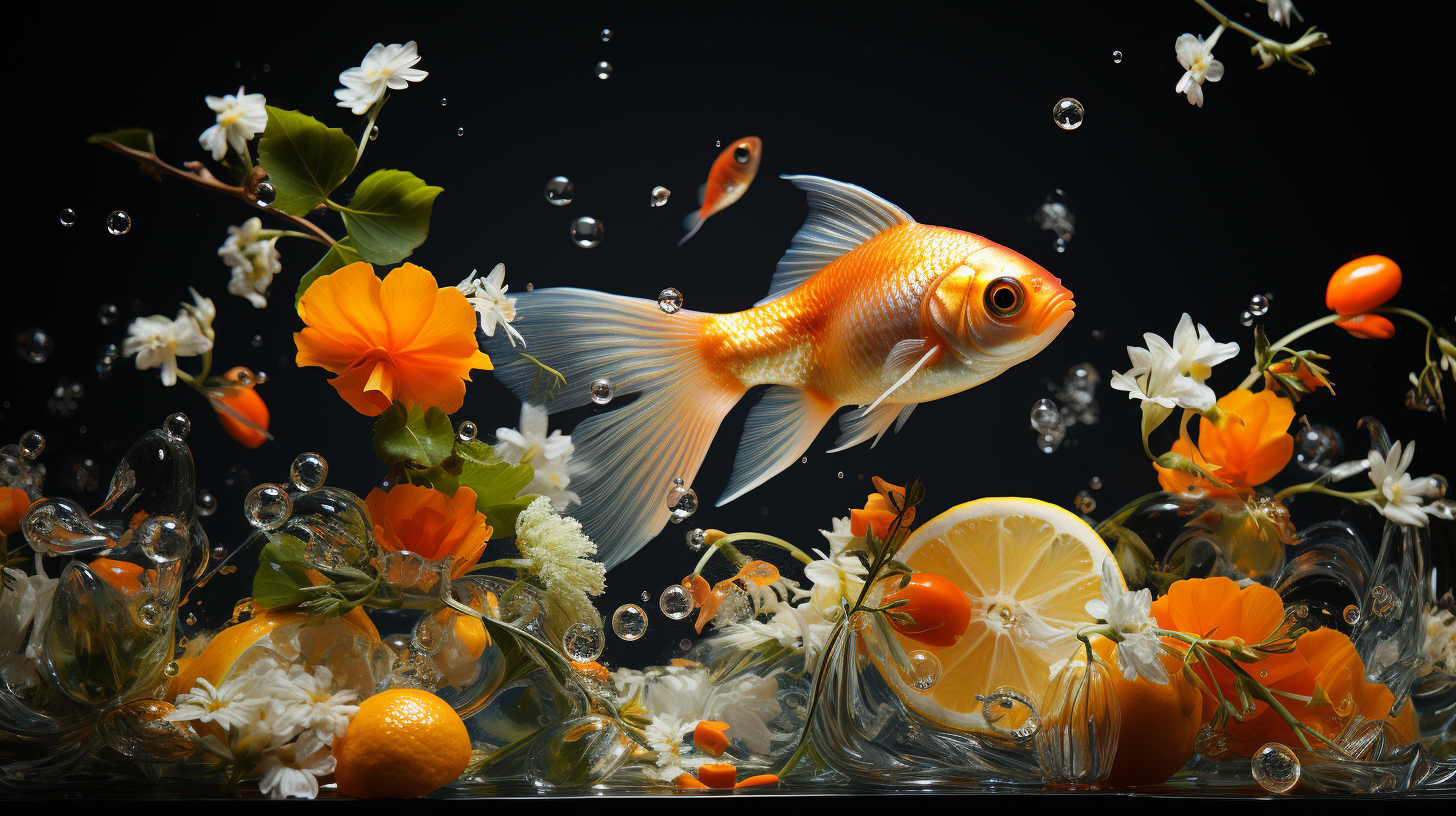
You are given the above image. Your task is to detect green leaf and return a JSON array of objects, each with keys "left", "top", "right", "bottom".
[
  {"left": 483, "top": 495, "right": 536, "bottom": 540},
  {"left": 294, "top": 236, "right": 361, "bottom": 310},
  {"left": 257, "top": 107, "right": 356, "bottom": 216},
  {"left": 336, "top": 169, "right": 443, "bottom": 264},
  {"left": 88, "top": 128, "right": 156, "bottom": 154},
  {"left": 407, "top": 440, "right": 535, "bottom": 539},
  {"left": 251, "top": 534, "right": 313, "bottom": 609},
  {"left": 372, "top": 401, "right": 455, "bottom": 467}
]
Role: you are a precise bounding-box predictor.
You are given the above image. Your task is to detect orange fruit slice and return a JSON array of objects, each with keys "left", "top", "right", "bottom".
[
  {"left": 867, "top": 497, "right": 1117, "bottom": 733},
  {"left": 332, "top": 688, "right": 471, "bottom": 798}
]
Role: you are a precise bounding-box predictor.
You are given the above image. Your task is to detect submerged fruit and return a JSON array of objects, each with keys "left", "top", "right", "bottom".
[
  {"left": 332, "top": 688, "right": 471, "bottom": 798},
  {"left": 1326, "top": 255, "right": 1400, "bottom": 316},
  {"left": 1335, "top": 314, "right": 1396, "bottom": 340},
  {"left": 881, "top": 573, "right": 972, "bottom": 649},
  {"left": 1093, "top": 637, "right": 1202, "bottom": 787}
]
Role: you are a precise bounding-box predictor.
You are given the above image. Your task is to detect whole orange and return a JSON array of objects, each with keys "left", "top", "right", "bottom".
[
  {"left": 332, "top": 689, "right": 471, "bottom": 798},
  {"left": 1093, "top": 637, "right": 1203, "bottom": 787},
  {"left": 881, "top": 573, "right": 972, "bottom": 649}
]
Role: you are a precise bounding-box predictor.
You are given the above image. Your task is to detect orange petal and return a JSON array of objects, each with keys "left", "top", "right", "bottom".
[
  {"left": 693, "top": 721, "right": 731, "bottom": 757},
  {"left": 1336, "top": 314, "right": 1396, "bottom": 340},
  {"left": 675, "top": 773, "right": 709, "bottom": 790},
  {"left": 735, "top": 774, "right": 780, "bottom": 788}
]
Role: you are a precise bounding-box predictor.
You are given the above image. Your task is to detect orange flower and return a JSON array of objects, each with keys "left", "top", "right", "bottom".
[
  {"left": 1151, "top": 577, "right": 1397, "bottom": 756},
  {"left": 364, "top": 484, "right": 491, "bottom": 579},
  {"left": 849, "top": 477, "right": 914, "bottom": 540},
  {"left": 1156, "top": 389, "right": 1294, "bottom": 498},
  {"left": 294, "top": 262, "right": 492, "bottom": 416},
  {"left": 1, "top": 487, "right": 31, "bottom": 537}
]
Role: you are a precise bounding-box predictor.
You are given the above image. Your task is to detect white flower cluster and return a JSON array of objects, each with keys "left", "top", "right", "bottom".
[
  {"left": 457, "top": 264, "right": 525, "bottom": 348},
  {"left": 166, "top": 657, "right": 359, "bottom": 800},
  {"left": 514, "top": 495, "right": 605, "bottom": 624},
  {"left": 1111, "top": 313, "right": 1239, "bottom": 416},
  {"left": 1421, "top": 602, "right": 1456, "bottom": 676},
  {"left": 218, "top": 218, "right": 281, "bottom": 309},
  {"left": 1365, "top": 441, "right": 1451, "bottom": 527},
  {"left": 198, "top": 86, "right": 267, "bottom": 162},
  {"left": 1085, "top": 557, "right": 1168, "bottom": 684},
  {"left": 495, "top": 403, "right": 579, "bottom": 511},
  {"left": 122, "top": 288, "right": 216, "bottom": 386}
]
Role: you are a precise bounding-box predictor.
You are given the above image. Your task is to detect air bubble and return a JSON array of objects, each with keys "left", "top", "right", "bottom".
[
  {"left": 650, "top": 186, "right": 670, "bottom": 207},
  {"left": 289, "top": 452, "right": 328, "bottom": 492},
  {"left": 1074, "top": 490, "right": 1096, "bottom": 514},
  {"left": 666, "top": 480, "right": 698, "bottom": 523},
  {"left": 19, "top": 430, "right": 45, "bottom": 460},
  {"left": 1293, "top": 423, "right": 1342, "bottom": 472},
  {"left": 197, "top": 490, "right": 217, "bottom": 517},
  {"left": 14, "top": 328, "right": 53, "bottom": 364},
  {"left": 904, "top": 650, "right": 942, "bottom": 692},
  {"left": 1343, "top": 605, "right": 1360, "bottom": 625},
  {"left": 60, "top": 208, "right": 76, "bottom": 227},
  {"left": 600, "top": 29, "right": 613, "bottom": 42},
  {"left": 1240, "top": 310, "right": 1255, "bottom": 327},
  {"left": 594, "top": 61, "right": 613, "bottom": 80},
  {"left": 1248, "top": 293, "right": 1270, "bottom": 317},
  {"left": 1030, "top": 398, "right": 1060, "bottom": 433},
  {"left": 1113, "top": 50, "right": 1123, "bottom": 63},
  {"left": 570, "top": 216, "right": 604, "bottom": 248},
  {"left": 97, "top": 303, "right": 119, "bottom": 326},
  {"left": 163, "top": 413, "right": 191, "bottom": 440},
  {"left": 107, "top": 211, "right": 132, "bottom": 235},
  {"left": 1251, "top": 742, "right": 1300, "bottom": 793},
  {"left": 589, "top": 378, "right": 614, "bottom": 404},
  {"left": 685, "top": 528, "right": 707, "bottom": 552},
  {"left": 657, "top": 288, "right": 683, "bottom": 314},
  {"left": 1089, "top": 476, "right": 1102, "bottom": 490},
  {"left": 660, "top": 584, "right": 695, "bottom": 620},
  {"left": 611, "top": 604, "right": 648, "bottom": 640},
  {"left": 544, "top": 176, "right": 574, "bottom": 206},
  {"left": 369, "top": 125, "right": 379, "bottom": 141},
  {"left": 562, "top": 622, "right": 604, "bottom": 662},
  {"left": 255, "top": 182, "right": 276, "bottom": 207},
  {"left": 457, "top": 420, "right": 478, "bottom": 443},
  {"left": 244, "top": 483, "right": 292, "bottom": 530},
  {"left": 456, "top": 127, "right": 465, "bottom": 136},
  {"left": 1052, "top": 98, "right": 1084, "bottom": 130}
]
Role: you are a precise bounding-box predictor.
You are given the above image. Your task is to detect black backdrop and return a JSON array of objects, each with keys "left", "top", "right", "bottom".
[{"left": 8, "top": 5, "right": 1453, "bottom": 670}]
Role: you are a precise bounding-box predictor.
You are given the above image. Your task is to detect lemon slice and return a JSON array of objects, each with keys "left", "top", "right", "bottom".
[{"left": 867, "top": 497, "right": 1120, "bottom": 733}]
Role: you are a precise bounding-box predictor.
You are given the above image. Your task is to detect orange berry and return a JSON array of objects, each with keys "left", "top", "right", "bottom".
[
  {"left": 696, "top": 762, "right": 738, "bottom": 789},
  {"left": 881, "top": 573, "right": 971, "bottom": 649},
  {"left": 213, "top": 384, "right": 270, "bottom": 448},
  {"left": 332, "top": 689, "right": 471, "bottom": 798},
  {"left": 1094, "top": 638, "right": 1204, "bottom": 787},
  {"left": 735, "top": 774, "right": 780, "bottom": 788},
  {"left": 1326, "top": 255, "right": 1400, "bottom": 316},
  {"left": 90, "top": 557, "right": 149, "bottom": 595},
  {"left": 1335, "top": 314, "right": 1396, "bottom": 340},
  {"left": 693, "top": 720, "right": 731, "bottom": 756}
]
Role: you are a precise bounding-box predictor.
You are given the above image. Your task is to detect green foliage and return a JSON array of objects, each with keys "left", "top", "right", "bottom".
[
  {"left": 294, "top": 236, "right": 361, "bottom": 309},
  {"left": 257, "top": 107, "right": 356, "bottom": 216},
  {"left": 372, "top": 401, "right": 455, "bottom": 469},
  {"left": 408, "top": 439, "right": 536, "bottom": 540},
  {"left": 87, "top": 128, "right": 156, "bottom": 154},
  {"left": 250, "top": 534, "right": 313, "bottom": 609},
  {"left": 336, "top": 169, "right": 443, "bottom": 264}
]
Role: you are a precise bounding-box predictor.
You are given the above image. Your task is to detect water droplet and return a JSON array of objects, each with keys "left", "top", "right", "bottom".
[
  {"left": 657, "top": 288, "right": 683, "bottom": 314},
  {"left": 1239, "top": 310, "right": 1255, "bottom": 327},
  {"left": 457, "top": 420, "right": 478, "bottom": 443},
  {"left": 289, "top": 452, "right": 328, "bottom": 492},
  {"left": 837, "top": 471, "right": 844, "bottom": 479},
  {"left": 1052, "top": 98, "right": 1084, "bottom": 130},
  {"left": 1343, "top": 605, "right": 1360, "bottom": 625},
  {"left": 905, "top": 650, "right": 942, "bottom": 692},
  {"left": 600, "top": 29, "right": 613, "bottom": 42},
  {"left": 570, "top": 216, "right": 604, "bottom": 248},
  {"left": 14, "top": 328, "right": 53, "bottom": 364},
  {"left": 1372, "top": 584, "right": 1397, "bottom": 616},
  {"left": 544, "top": 176, "right": 574, "bottom": 206},
  {"left": 163, "top": 661, "right": 180, "bottom": 677},
  {"left": 594, "top": 61, "right": 613, "bottom": 80},
  {"left": 60, "top": 208, "right": 76, "bottom": 227},
  {"left": 161, "top": 413, "right": 190, "bottom": 440},
  {"left": 611, "top": 604, "right": 648, "bottom": 640},
  {"left": 639, "top": 591, "right": 650, "bottom": 603},
  {"left": 650, "top": 186, "right": 671, "bottom": 207},
  {"left": 715, "top": 140, "right": 722, "bottom": 148},
  {"left": 456, "top": 127, "right": 465, "bottom": 136},
  {"left": 1113, "top": 50, "right": 1123, "bottom": 63},
  {"left": 19, "top": 430, "right": 45, "bottom": 460},
  {"left": 1251, "top": 742, "right": 1300, "bottom": 793},
  {"left": 589, "top": 378, "right": 614, "bottom": 404},
  {"left": 96, "top": 303, "right": 120, "bottom": 326},
  {"left": 1089, "top": 476, "right": 1103, "bottom": 490},
  {"left": 562, "top": 622, "right": 604, "bottom": 662},
  {"left": 107, "top": 211, "right": 132, "bottom": 235},
  {"left": 185, "top": 613, "right": 198, "bottom": 626},
  {"left": 440, "top": 98, "right": 447, "bottom": 106},
  {"left": 685, "top": 527, "right": 707, "bottom": 552},
  {"left": 254, "top": 181, "right": 276, "bottom": 207},
  {"left": 369, "top": 125, "right": 379, "bottom": 141},
  {"left": 1030, "top": 398, "right": 1060, "bottom": 433},
  {"left": 660, "top": 584, "right": 695, "bottom": 620},
  {"left": 1074, "top": 490, "right": 1097, "bottom": 514},
  {"left": 244, "top": 483, "right": 292, "bottom": 530},
  {"left": 665, "top": 481, "right": 699, "bottom": 523},
  {"left": 1422, "top": 474, "right": 1449, "bottom": 499},
  {"left": 1248, "top": 293, "right": 1270, "bottom": 317},
  {"left": 1293, "top": 423, "right": 1342, "bottom": 472},
  {"left": 138, "top": 602, "right": 161, "bottom": 628}
]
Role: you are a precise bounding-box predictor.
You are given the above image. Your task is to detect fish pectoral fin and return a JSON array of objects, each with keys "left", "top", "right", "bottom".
[
  {"left": 718, "top": 386, "right": 838, "bottom": 507},
  {"left": 755, "top": 175, "right": 918, "bottom": 306},
  {"left": 828, "top": 402, "right": 917, "bottom": 453},
  {"left": 678, "top": 210, "right": 705, "bottom": 246},
  {"left": 858, "top": 343, "right": 942, "bottom": 418},
  {"left": 881, "top": 338, "right": 929, "bottom": 379}
]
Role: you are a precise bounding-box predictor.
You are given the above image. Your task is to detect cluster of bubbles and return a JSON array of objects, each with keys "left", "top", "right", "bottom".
[
  {"left": 1030, "top": 189, "right": 1075, "bottom": 252},
  {"left": 665, "top": 477, "right": 699, "bottom": 523},
  {"left": 46, "top": 379, "right": 85, "bottom": 418},
  {"left": 1293, "top": 421, "right": 1343, "bottom": 472},
  {"left": 1029, "top": 362, "right": 1101, "bottom": 453},
  {"left": 1052, "top": 98, "right": 1084, "bottom": 130},
  {"left": 97, "top": 303, "right": 120, "bottom": 326},
  {"left": 1239, "top": 292, "right": 1274, "bottom": 327},
  {"left": 562, "top": 581, "right": 701, "bottom": 662}
]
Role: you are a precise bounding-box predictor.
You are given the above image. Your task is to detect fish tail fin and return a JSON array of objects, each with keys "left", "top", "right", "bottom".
[
  {"left": 484, "top": 288, "right": 744, "bottom": 568},
  {"left": 716, "top": 386, "right": 839, "bottom": 507},
  {"left": 678, "top": 210, "right": 706, "bottom": 246}
]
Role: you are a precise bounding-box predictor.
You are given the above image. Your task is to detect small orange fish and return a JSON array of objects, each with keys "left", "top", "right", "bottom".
[
  {"left": 679, "top": 136, "right": 762, "bottom": 245},
  {"left": 489, "top": 176, "right": 1074, "bottom": 566}
]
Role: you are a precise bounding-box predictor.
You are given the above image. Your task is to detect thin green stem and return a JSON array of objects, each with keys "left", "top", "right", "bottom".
[
  {"left": 691, "top": 532, "right": 812, "bottom": 577},
  {"left": 1238, "top": 314, "right": 1343, "bottom": 390},
  {"left": 1273, "top": 483, "right": 1377, "bottom": 503}
]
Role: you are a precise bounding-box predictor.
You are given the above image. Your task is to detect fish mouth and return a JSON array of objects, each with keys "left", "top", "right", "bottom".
[{"left": 1033, "top": 292, "right": 1076, "bottom": 335}]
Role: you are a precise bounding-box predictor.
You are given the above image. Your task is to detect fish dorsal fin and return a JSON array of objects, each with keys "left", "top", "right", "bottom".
[{"left": 756, "top": 175, "right": 916, "bottom": 306}]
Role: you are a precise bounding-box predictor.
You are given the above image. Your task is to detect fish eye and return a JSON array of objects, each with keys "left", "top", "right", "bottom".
[
  {"left": 985, "top": 277, "right": 1024, "bottom": 318},
  {"left": 734, "top": 145, "right": 752, "bottom": 164}
]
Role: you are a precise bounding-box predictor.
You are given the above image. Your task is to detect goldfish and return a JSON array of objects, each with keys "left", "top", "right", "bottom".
[
  {"left": 488, "top": 176, "right": 1074, "bottom": 566},
  {"left": 679, "top": 137, "right": 762, "bottom": 245}
]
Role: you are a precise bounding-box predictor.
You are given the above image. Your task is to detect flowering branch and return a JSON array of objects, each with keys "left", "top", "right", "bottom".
[{"left": 1194, "top": 0, "right": 1331, "bottom": 74}]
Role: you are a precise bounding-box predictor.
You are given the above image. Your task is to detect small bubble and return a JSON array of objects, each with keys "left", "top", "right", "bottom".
[
  {"left": 1091, "top": 329, "right": 1106, "bottom": 340},
  {"left": 660, "top": 584, "right": 695, "bottom": 620},
  {"left": 163, "top": 413, "right": 191, "bottom": 440},
  {"left": 107, "top": 211, "right": 132, "bottom": 235},
  {"left": 212, "top": 545, "right": 226, "bottom": 559},
  {"left": 562, "top": 622, "right": 604, "bottom": 662},
  {"left": 14, "top": 328, "right": 54, "bottom": 364},
  {"left": 163, "top": 661, "right": 180, "bottom": 677},
  {"left": 186, "top": 613, "right": 198, "bottom": 626},
  {"left": 138, "top": 602, "right": 161, "bottom": 628},
  {"left": 1196, "top": 724, "right": 1230, "bottom": 760},
  {"left": 640, "top": 591, "right": 650, "bottom": 603},
  {"left": 19, "top": 430, "right": 45, "bottom": 460},
  {"left": 250, "top": 334, "right": 263, "bottom": 348},
  {"left": 905, "top": 650, "right": 942, "bottom": 692},
  {"left": 369, "top": 125, "right": 379, "bottom": 141},
  {"left": 1036, "top": 432, "right": 1061, "bottom": 454},
  {"left": 666, "top": 481, "right": 699, "bottom": 523},
  {"left": 1074, "top": 490, "right": 1097, "bottom": 514},
  {"left": 1052, "top": 98, "right": 1084, "bottom": 130},
  {"left": 244, "top": 483, "right": 292, "bottom": 530},
  {"left": 97, "top": 303, "right": 119, "bottom": 326},
  {"left": 1030, "top": 398, "right": 1060, "bottom": 433},
  {"left": 650, "top": 186, "right": 671, "bottom": 207},
  {"left": 289, "top": 452, "right": 328, "bottom": 492},
  {"left": 544, "top": 176, "right": 575, "bottom": 206},
  {"left": 262, "top": 64, "right": 270, "bottom": 72},
  {"left": 254, "top": 181, "right": 277, "bottom": 207},
  {"left": 589, "top": 378, "right": 614, "bottom": 404},
  {"left": 60, "top": 208, "right": 76, "bottom": 227},
  {"left": 456, "top": 127, "right": 465, "bottom": 136},
  {"left": 1240, "top": 310, "right": 1255, "bottom": 327},
  {"left": 594, "top": 61, "right": 613, "bottom": 80},
  {"left": 679, "top": 638, "right": 692, "bottom": 651},
  {"left": 1343, "top": 605, "right": 1360, "bottom": 625},
  {"left": 1251, "top": 742, "right": 1300, "bottom": 794},
  {"left": 1089, "top": 476, "right": 1102, "bottom": 490},
  {"left": 570, "top": 216, "right": 604, "bottom": 248},
  {"left": 457, "top": 420, "right": 478, "bottom": 443},
  {"left": 612, "top": 604, "right": 648, "bottom": 640},
  {"left": 600, "top": 29, "right": 613, "bottom": 42},
  {"left": 837, "top": 471, "right": 844, "bottom": 479},
  {"left": 1248, "top": 293, "right": 1270, "bottom": 317},
  {"left": 1113, "top": 50, "right": 1123, "bottom": 64},
  {"left": 1294, "top": 424, "right": 1342, "bottom": 472},
  {"left": 657, "top": 288, "right": 683, "bottom": 314},
  {"left": 685, "top": 528, "right": 707, "bottom": 552}
]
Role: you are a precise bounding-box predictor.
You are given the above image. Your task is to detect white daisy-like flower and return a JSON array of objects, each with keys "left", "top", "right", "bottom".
[
  {"left": 270, "top": 664, "right": 359, "bottom": 744},
  {"left": 1085, "top": 558, "right": 1168, "bottom": 684},
  {"left": 457, "top": 264, "right": 525, "bottom": 347},
  {"left": 198, "top": 86, "right": 268, "bottom": 162},
  {"left": 167, "top": 661, "right": 277, "bottom": 732},
  {"left": 251, "top": 728, "right": 336, "bottom": 800},
  {"left": 123, "top": 311, "right": 213, "bottom": 387},
  {"left": 1111, "top": 313, "right": 1238, "bottom": 414},
  {"left": 612, "top": 665, "right": 782, "bottom": 771},
  {"left": 219, "top": 218, "right": 281, "bottom": 309},
  {"left": 1366, "top": 441, "right": 1443, "bottom": 527},
  {"left": 1175, "top": 31, "right": 1226, "bottom": 108},
  {"left": 495, "top": 404, "right": 579, "bottom": 511},
  {"left": 334, "top": 42, "right": 429, "bottom": 116},
  {"left": 1258, "top": 0, "right": 1303, "bottom": 27},
  {"left": 514, "top": 496, "right": 606, "bottom": 624}
]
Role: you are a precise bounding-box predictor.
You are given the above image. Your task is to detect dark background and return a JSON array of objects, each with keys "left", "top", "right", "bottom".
[{"left": 8, "top": 5, "right": 1453, "bottom": 669}]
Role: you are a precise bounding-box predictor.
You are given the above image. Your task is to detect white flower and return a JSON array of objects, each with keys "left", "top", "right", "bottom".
[
  {"left": 1175, "top": 32, "right": 1225, "bottom": 108},
  {"left": 219, "top": 218, "right": 281, "bottom": 309},
  {"left": 1421, "top": 603, "right": 1456, "bottom": 674},
  {"left": 198, "top": 86, "right": 268, "bottom": 162},
  {"left": 123, "top": 307, "right": 213, "bottom": 388},
  {"left": 1111, "top": 313, "right": 1238, "bottom": 414},
  {"left": 252, "top": 728, "right": 335, "bottom": 800},
  {"left": 1, "top": 565, "right": 59, "bottom": 685},
  {"left": 1366, "top": 441, "right": 1443, "bottom": 527},
  {"left": 181, "top": 287, "right": 216, "bottom": 340},
  {"left": 496, "top": 404, "right": 579, "bottom": 510},
  {"left": 1085, "top": 558, "right": 1168, "bottom": 684},
  {"left": 457, "top": 264, "right": 525, "bottom": 347},
  {"left": 1258, "top": 0, "right": 1302, "bottom": 27},
  {"left": 168, "top": 668, "right": 273, "bottom": 733},
  {"left": 334, "top": 42, "right": 428, "bottom": 116},
  {"left": 514, "top": 496, "right": 605, "bottom": 624},
  {"left": 612, "top": 665, "right": 782, "bottom": 771},
  {"left": 703, "top": 673, "right": 783, "bottom": 755},
  {"left": 269, "top": 664, "right": 359, "bottom": 744}
]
